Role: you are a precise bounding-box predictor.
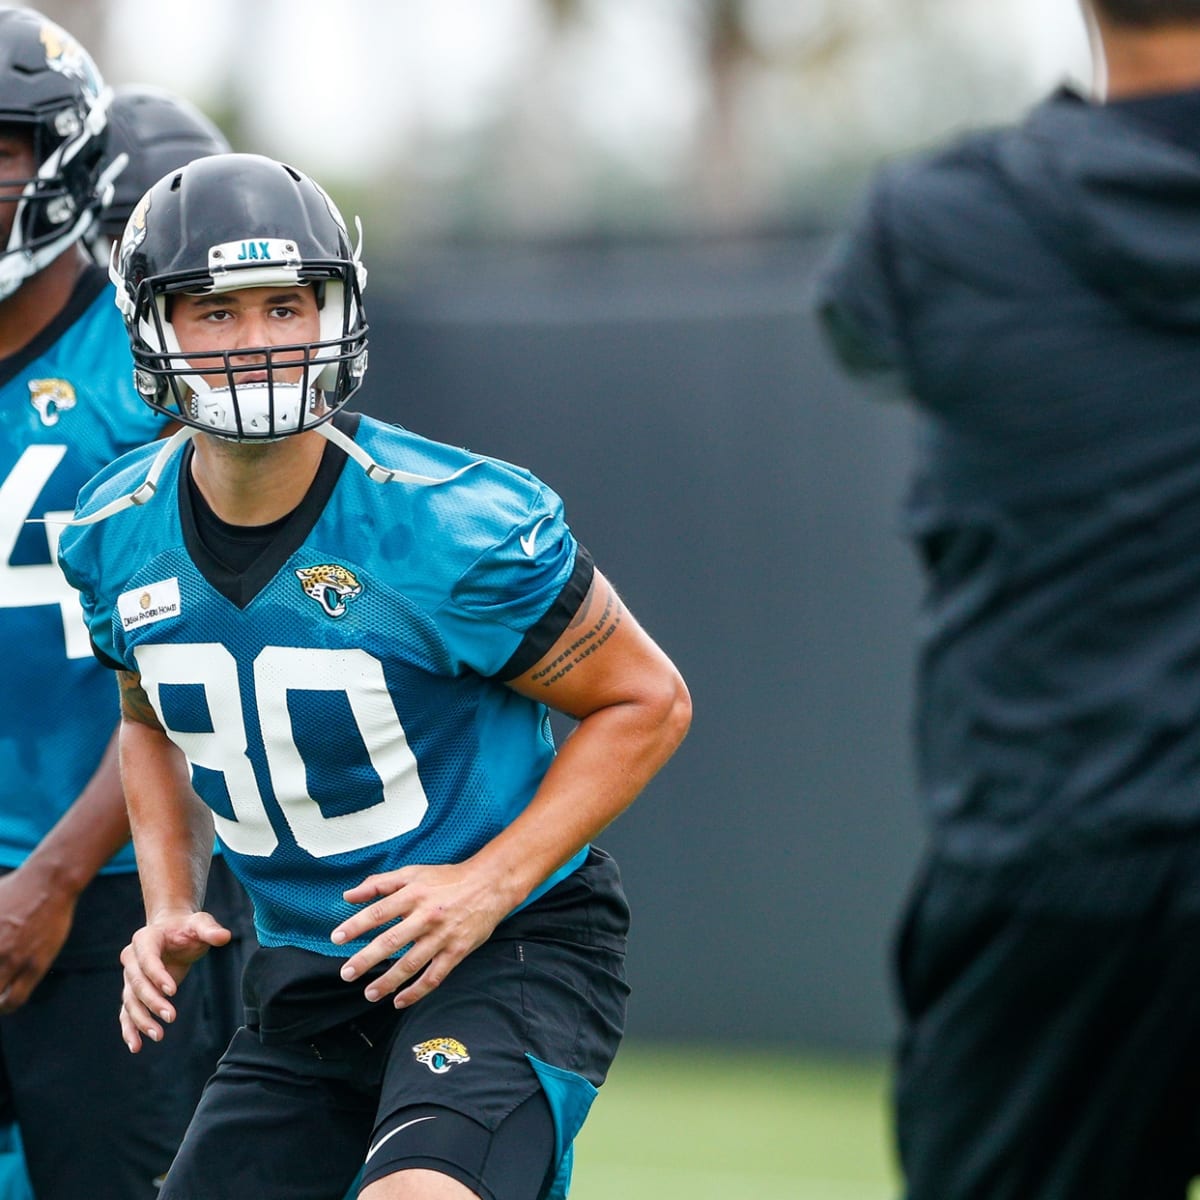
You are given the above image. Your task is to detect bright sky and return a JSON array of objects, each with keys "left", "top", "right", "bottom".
[{"left": 102, "top": 0, "right": 1093, "bottom": 181}]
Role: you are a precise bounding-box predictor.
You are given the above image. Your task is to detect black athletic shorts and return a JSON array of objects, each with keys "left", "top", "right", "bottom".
[
  {"left": 160, "top": 846, "right": 630, "bottom": 1200},
  {"left": 894, "top": 846, "right": 1200, "bottom": 1200},
  {"left": 0, "top": 855, "right": 254, "bottom": 1200}
]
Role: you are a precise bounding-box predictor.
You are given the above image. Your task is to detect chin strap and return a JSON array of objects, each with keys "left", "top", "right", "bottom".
[
  {"left": 35, "top": 418, "right": 486, "bottom": 532},
  {"left": 35, "top": 425, "right": 196, "bottom": 527},
  {"left": 315, "top": 419, "right": 485, "bottom": 486}
]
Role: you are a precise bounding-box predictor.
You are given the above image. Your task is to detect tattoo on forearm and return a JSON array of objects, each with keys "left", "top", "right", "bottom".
[
  {"left": 531, "top": 582, "right": 623, "bottom": 687},
  {"left": 117, "top": 670, "right": 164, "bottom": 729}
]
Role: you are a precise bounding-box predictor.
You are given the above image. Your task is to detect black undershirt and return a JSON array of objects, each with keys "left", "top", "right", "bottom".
[
  {"left": 177, "top": 411, "right": 356, "bottom": 610},
  {"left": 186, "top": 469, "right": 294, "bottom": 574}
]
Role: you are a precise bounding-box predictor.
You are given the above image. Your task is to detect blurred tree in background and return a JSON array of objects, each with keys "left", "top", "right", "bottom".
[{"left": 31, "top": 0, "right": 1088, "bottom": 246}]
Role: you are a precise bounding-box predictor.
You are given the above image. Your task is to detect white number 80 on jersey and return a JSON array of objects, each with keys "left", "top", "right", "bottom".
[{"left": 134, "top": 642, "right": 430, "bottom": 859}]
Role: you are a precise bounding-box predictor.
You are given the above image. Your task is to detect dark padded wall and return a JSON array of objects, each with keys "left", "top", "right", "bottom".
[{"left": 356, "top": 234, "right": 925, "bottom": 1050}]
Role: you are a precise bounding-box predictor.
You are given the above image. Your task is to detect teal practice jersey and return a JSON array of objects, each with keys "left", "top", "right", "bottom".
[
  {"left": 60, "top": 412, "right": 592, "bottom": 954},
  {"left": 0, "top": 270, "right": 166, "bottom": 872}
]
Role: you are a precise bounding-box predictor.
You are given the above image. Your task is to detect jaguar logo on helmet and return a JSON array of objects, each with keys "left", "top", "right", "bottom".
[
  {"left": 118, "top": 192, "right": 150, "bottom": 277},
  {"left": 0, "top": 11, "right": 110, "bottom": 304},
  {"left": 38, "top": 20, "right": 100, "bottom": 100}
]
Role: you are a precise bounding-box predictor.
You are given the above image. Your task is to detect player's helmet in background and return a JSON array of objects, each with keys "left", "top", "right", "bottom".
[
  {"left": 95, "top": 84, "right": 230, "bottom": 245},
  {"left": 0, "top": 7, "right": 109, "bottom": 300},
  {"left": 113, "top": 152, "right": 368, "bottom": 440}
]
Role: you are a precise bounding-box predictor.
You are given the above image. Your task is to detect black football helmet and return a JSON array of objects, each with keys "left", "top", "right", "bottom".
[
  {"left": 0, "top": 6, "right": 109, "bottom": 299},
  {"left": 113, "top": 153, "right": 368, "bottom": 440},
  {"left": 95, "top": 84, "right": 229, "bottom": 244}
]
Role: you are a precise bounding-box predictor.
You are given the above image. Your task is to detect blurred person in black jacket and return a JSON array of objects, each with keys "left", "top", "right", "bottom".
[{"left": 815, "top": 3, "right": 1200, "bottom": 1198}]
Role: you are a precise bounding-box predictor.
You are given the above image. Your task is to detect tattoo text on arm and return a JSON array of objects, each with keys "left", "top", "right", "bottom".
[{"left": 531, "top": 580, "right": 624, "bottom": 688}]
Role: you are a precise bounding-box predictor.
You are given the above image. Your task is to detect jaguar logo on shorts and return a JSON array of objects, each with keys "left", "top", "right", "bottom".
[{"left": 412, "top": 1037, "right": 471, "bottom": 1074}]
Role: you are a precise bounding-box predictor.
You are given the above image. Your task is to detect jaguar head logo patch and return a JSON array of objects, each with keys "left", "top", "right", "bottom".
[
  {"left": 294, "top": 563, "right": 362, "bottom": 618},
  {"left": 412, "top": 1037, "right": 470, "bottom": 1074},
  {"left": 29, "top": 378, "right": 76, "bottom": 427}
]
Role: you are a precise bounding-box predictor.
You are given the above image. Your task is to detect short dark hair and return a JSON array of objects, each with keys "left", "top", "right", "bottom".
[{"left": 1092, "top": 0, "right": 1200, "bottom": 25}]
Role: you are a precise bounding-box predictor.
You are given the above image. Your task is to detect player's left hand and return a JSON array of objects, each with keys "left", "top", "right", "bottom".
[{"left": 331, "top": 863, "right": 511, "bottom": 1007}]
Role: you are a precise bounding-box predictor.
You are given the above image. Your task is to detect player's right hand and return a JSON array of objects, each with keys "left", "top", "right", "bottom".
[
  {"left": 0, "top": 862, "right": 80, "bottom": 1013},
  {"left": 119, "top": 912, "right": 231, "bottom": 1052}
]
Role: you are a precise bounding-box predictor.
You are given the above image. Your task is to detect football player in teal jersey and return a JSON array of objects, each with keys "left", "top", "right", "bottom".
[
  {"left": 59, "top": 151, "right": 691, "bottom": 1200},
  {"left": 0, "top": 12, "right": 253, "bottom": 1197}
]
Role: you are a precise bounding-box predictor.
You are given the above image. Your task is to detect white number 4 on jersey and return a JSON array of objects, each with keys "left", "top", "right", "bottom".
[{"left": 0, "top": 446, "right": 92, "bottom": 659}]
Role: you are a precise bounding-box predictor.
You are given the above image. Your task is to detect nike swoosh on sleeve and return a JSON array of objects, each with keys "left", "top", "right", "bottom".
[{"left": 519, "top": 515, "right": 552, "bottom": 557}]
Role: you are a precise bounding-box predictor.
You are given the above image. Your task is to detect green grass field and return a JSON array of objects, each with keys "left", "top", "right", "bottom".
[{"left": 570, "top": 1043, "right": 898, "bottom": 1200}]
